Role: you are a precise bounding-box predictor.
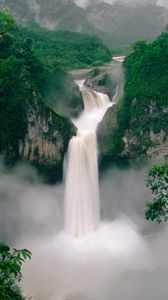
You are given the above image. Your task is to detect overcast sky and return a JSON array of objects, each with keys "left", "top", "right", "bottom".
[{"left": 74, "top": 0, "right": 168, "bottom": 8}]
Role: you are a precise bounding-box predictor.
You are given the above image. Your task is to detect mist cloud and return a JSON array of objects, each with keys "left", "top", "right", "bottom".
[
  {"left": 1, "top": 160, "right": 168, "bottom": 300},
  {"left": 74, "top": 0, "right": 167, "bottom": 8},
  {"left": 27, "top": 0, "right": 40, "bottom": 22},
  {"left": 157, "top": 0, "right": 168, "bottom": 8}
]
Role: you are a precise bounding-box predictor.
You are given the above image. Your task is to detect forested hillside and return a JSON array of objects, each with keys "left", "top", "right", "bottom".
[
  {"left": 0, "top": 11, "right": 77, "bottom": 180},
  {"left": 0, "top": 0, "right": 168, "bottom": 52},
  {"left": 23, "top": 25, "right": 112, "bottom": 70},
  {"left": 98, "top": 29, "right": 168, "bottom": 162}
]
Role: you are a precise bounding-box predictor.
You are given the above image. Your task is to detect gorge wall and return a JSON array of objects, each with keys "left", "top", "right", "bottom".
[
  {"left": 97, "top": 103, "right": 168, "bottom": 164},
  {"left": 4, "top": 98, "right": 76, "bottom": 183},
  {"left": 97, "top": 36, "right": 168, "bottom": 165}
]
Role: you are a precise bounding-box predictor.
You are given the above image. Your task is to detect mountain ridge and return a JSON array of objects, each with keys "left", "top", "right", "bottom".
[{"left": 1, "top": 0, "right": 168, "bottom": 51}]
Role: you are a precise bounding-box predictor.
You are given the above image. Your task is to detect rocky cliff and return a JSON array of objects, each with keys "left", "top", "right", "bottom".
[
  {"left": 17, "top": 99, "right": 76, "bottom": 182},
  {"left": 97, "top": 103, "right": 168, "bottom": 164},
  {"left": 97, "top": 34, "right": 168, "bottom": 165},
  {"left": 0, "top": 14, "right": 78, "bottom": 182},
  {"left": 121, "top": 105, "right": 168, "bottom": 162},
  {"left": 84, "top": 61, "right": 124, "bottom": 101}
]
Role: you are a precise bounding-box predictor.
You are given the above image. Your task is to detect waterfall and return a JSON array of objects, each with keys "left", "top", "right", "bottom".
[
  {"left": 64, "top": 81, "right": 113, "bottom": 236},
  {"left": 23, "top": 84, "right": 152, "bottom": 300}
]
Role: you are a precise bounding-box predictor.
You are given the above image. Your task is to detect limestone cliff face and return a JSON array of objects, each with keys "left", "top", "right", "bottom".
[
  {"left": 147, "top": 131, "right": 168, "bottom": 161},
  {"left": 97, "top": 103, "right": 168, "bottom": 164},
  {"left": 120, "top": 103, "right": 168, "bottom": 161},
  {"left": 121, "top": 124, "right": 168, "bottom": 162},
  {"left": 18, "top": 99, "right": 76, "bottom": 182}
]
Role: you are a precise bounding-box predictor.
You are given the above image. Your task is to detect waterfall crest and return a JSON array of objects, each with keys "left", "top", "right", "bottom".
[{"left": 64, "top": 81, "right": 112, "bottom": 236}]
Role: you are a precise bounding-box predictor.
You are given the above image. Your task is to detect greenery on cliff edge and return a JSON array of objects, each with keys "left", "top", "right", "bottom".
[
  {"left": 119, "top": 35, "right": 168, "bottom": 135},
  {"left": 145, "top": 162, "right": 168, "bottom": 224},
  {"left": 0, "top": 10, "right": 111, "bottom": 165},
  {"left": 103, "top": 30, "right": 168, "bottom": 160},
  {"left": 0, "top": 11, "right": 43, "bottom": 158}
]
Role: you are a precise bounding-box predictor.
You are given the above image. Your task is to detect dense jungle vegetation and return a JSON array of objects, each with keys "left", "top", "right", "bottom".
[
  {"left": 0, "top": 10, "right": 111, "bottom": 160},
  {"left": 23, "top": 24, "right": 112, "bottom": 70},
  {"left": 0, "top": 11, "right": 49, "bottom": 157},
  {"left": 105, "top": 29, "right": 168, "bottom": 158},
  {"left": 119, "top": 33, "right": 168, "bottom": 134}
]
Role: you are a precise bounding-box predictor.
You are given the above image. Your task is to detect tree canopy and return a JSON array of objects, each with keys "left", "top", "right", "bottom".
[
  {"left": 103, "top": 28, "right": 168, "bottom": 160},
  {"left": 0, "top": 242, "right": 31, "bottom": 300},
  {"left": 22, "top": 24, "right": 112, "bottom": 71},
  {"left": 0, "top": 11, "right": 112, "bottom": 159},
  {"left": 145, "top": 162, "right": 168, "bottom": 223},
  {"left": 0, "top": 9, "right": 16, "bottom": 36}
]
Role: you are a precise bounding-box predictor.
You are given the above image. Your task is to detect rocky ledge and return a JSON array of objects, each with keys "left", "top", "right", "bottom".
[{"left": 84, "top": 61, "right": 124, "bottom": 101}]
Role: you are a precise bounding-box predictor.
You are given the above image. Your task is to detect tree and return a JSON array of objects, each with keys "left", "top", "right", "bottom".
[
  {"left": 132, "top": 40, "right": 147, "bottom": 53},
  {"left": 0, "top": 9, "right": 16, "bottom": 37},
  {"left": 0, "top": 242, "right": 32, "bottom": 300},
  {"left": 145, "top": 162, "right": 168, "bottom": 223}
]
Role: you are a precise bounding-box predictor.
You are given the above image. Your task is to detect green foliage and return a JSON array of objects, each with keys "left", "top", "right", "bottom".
[
  {"left": 0, "top": 11, "right": 83, "bottom": 161},
  {"left": 145, "top": 162, "right": 168, "bottom": 223},
  {"left": 0, "top": 9, "right": 16, "bottom": 36},
  {"left": 97, "top": 74, "right": 109, "bottom": 86},
  {"left": 22, "top": 25, "right": 111, "bottom": 70},
  {"left": 0, "top": 242, "right": 31, "bottom": 300},
  {"left": 110, "top": 31, "right": 168, "bottom": 158},
  {"left": 0, "top": 11, "right": 47, "bottom": 157},
  {"left": 0, "top": 10, "right": 111, "bottom": 158},
  {"left": 0, "top": 0, "right": 166, "bottom": 53},
  {"left": 122, "top": 32, "right": 168, "bottom": 126},
  {"left": 91, "top": 68, "right": 101, "bottom": 78}
]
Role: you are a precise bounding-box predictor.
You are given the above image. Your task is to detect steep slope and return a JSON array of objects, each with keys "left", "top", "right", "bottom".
[
  {"left": 98, "top": 32, "right": 168, "bottom": 163},
  {"left": 0, "top": 12, "right": 76, "bottom": 181},
  {"left": 18, "top": 98, "right": 76, "bottom": 183},
  {"left": 1, "top": 0, "right": 168, "bottom": 51},
  {"left": 86, "top": 2, "right": 168, "bottom": 51},
  {"left": 23, "top": 25, "right": 112, "bottom": 71}
]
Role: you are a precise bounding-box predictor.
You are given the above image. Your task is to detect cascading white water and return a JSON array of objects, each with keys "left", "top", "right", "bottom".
[
  {"left": 64, "top": 81, "right": 113, "bottom": 236},
  {"left": 23, "top": 82, "right": 153, "bottom": 300}
]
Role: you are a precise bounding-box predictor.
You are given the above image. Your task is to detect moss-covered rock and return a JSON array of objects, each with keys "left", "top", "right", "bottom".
[
  {"left": 84, "top": 68, "right": 116, "bottom": 99},
  {"left": 84, "top": 61, "right": 124, "bottom": 100},
  {"left": 44, "top": 67, "right": 84, "bottom": 118}
]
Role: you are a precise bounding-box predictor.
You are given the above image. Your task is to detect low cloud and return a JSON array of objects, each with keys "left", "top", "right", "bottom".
[
  {"left": 74, "top": 0, "right": 167, "bottom": 8},
  {"left": 1, "top": 160, "right": 168, "bottom": 300}
]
